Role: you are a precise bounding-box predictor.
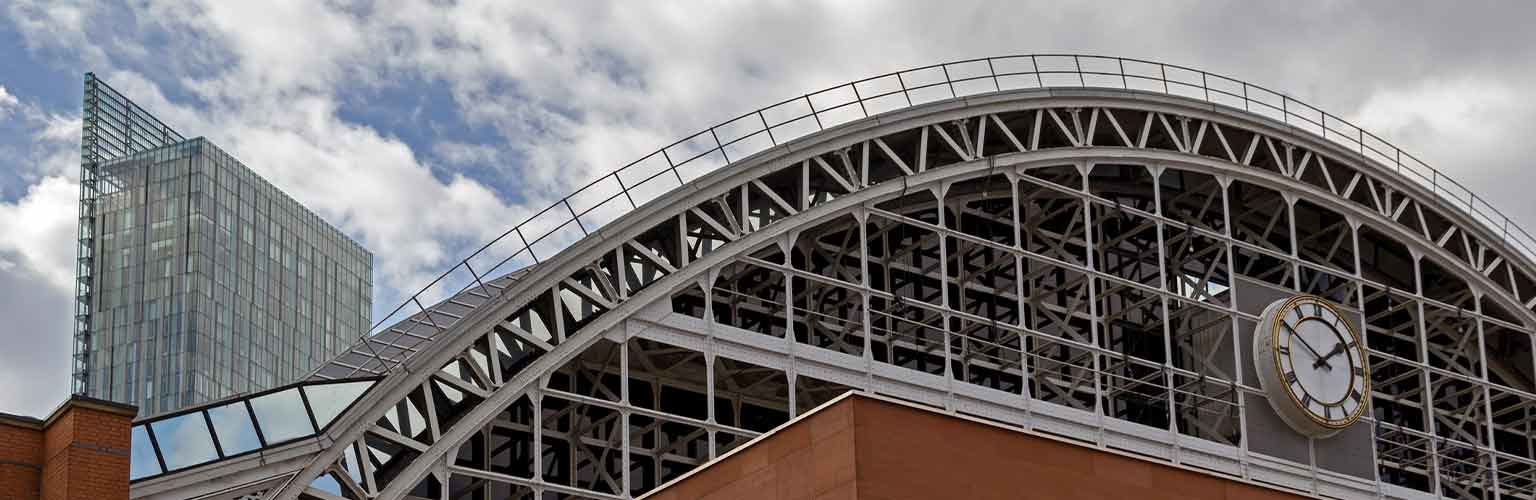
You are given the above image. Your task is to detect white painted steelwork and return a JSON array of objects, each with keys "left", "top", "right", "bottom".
[{"left": 131, "top": 56, "right": 1536, "bottom": 500}]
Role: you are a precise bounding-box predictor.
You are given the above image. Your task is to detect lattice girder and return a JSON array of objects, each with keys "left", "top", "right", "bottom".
[{"left": 305, "top": 94, "right": 1529, "bottom": 500}]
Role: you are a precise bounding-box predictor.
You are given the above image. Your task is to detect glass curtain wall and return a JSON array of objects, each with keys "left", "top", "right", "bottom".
[{"left": 87, "top": 138, "right": 372, "bottom": 415}]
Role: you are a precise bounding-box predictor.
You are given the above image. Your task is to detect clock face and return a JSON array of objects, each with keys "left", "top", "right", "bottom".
[{"left": 1253, "top": 295, "right": 1369, "bottom": 438}]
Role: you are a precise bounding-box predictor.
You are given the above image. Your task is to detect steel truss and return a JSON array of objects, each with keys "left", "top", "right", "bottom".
[{"left": 139, "top": 87, "right": 1536, "bottom": 500}]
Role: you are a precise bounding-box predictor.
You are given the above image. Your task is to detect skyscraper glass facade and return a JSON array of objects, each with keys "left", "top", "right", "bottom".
[{"left": 75, "top": 75, "right": 372, "bottom": 416}]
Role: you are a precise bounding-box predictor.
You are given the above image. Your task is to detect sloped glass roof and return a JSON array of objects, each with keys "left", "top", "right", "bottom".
[
  {"left": 131, "top": 264, "right": 534, "bottom": 484},
  {"left": 130, "top": 378, "right": 377, "bottom": 481}
]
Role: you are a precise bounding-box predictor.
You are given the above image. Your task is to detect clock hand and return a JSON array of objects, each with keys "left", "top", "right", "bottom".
[
  {"left": 1313, "top": 342, "right": 1345, "bottom": 370},
  {"left": 1282, "top": 323, "right": 1327, "bottom": 362}
]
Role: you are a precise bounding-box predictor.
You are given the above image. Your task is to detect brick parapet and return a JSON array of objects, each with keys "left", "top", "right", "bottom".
[{"left": 0, "top": 396, "right": 137, "bottom": 500}]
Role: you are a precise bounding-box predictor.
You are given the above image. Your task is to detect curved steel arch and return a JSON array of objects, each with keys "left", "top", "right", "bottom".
[
  {"left": 130, "top": 64, "right": 1536, "bottom": 500},
  {"left": 271, "top": 88, "right": 1536, "bottom": 500}
]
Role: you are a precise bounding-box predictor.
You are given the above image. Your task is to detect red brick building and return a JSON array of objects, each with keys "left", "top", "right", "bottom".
[
  {"left": 0, "top": 396, "right": 137, "bottom": 500},
  {"left": 643, "top": 393, "right": 1303, "bottom": 500}
]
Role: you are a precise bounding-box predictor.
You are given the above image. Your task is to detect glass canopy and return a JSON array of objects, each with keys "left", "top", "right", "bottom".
[{"left": 130, "top": 377, "right": 377, "bottom": 481}]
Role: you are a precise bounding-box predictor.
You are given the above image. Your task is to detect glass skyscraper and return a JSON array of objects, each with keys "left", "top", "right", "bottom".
[{"left": 74, "top": 74, "right": 372, "bottom": 416}]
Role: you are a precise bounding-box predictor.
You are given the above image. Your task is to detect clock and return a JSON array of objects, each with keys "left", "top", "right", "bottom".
[{"left": 1252, "top": 294, "right": 1370, "bottom": 438}]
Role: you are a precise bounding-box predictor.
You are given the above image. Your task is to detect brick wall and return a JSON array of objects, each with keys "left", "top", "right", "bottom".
[
  {"left": 0, "top": 397, "right": 136, "bottom": 500},
  {"left": 0, "top": 415, "right": 44, "bottom": 500},
  {"left": 646, "top": 394, "right": 1306, "bottom": 500},
  {"left": 645, "top": 394, "right": 859, "bottom": 500}
]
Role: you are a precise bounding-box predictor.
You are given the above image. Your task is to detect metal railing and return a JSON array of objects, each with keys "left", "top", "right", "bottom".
[{"left": 351, "top": 54, "right": 1536, "bottom": 376}]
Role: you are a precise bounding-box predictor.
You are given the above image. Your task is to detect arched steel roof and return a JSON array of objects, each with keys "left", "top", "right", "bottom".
[
  {"left": 130, "top": 55, "right": 1536, "bottom": 500},
  {"left": 348, "top": 55, "right": 1535, "bottom": 378}
]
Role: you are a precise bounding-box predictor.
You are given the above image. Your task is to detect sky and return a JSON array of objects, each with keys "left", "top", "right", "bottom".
[{"left": 2, "top": 0, "right": 1535, "bottom": 417}]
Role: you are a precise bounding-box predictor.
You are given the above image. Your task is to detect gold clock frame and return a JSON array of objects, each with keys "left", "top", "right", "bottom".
[{"left": 1256, "top": 294, "right": 1372, "bottom": 436}]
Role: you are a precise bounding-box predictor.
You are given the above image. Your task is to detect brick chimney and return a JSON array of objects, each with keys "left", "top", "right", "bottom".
[{"left": 0, "top": 396, "right": 138, "bottom": 500}]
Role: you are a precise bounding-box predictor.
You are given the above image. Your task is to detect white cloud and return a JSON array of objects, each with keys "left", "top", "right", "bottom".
[
  {"left": 8, "top": 1, "right": 537, "bottom": 303},
  {"left": 206, "top": 107, "right": 527, "bottom": 292},
  {"left": 0, "top": 82, "right": 83, "bottom": 416},
  {"left": 36, "top": 113, "right": 79, "bottom": 142},
  {"left": 0, "top": 134, "right": 77, "bottom": 418},
  {"left": 0, "top": 87, "right": 85, "bottom": 295},
  {"left": 0, "top": 85, "right": 19, "bottom": 115},
  {"left": 433, "top": 141, "right": 505, "bottom": 168},
  {"left": 0, "top": 175, "right": 79, "bottom": 293},
  {"left": 1351, "top": 78, "right": 1536, "bottom": 235},
  {"left": 0, "top": 81, "right": 83, "bottom": 182},
  {"left": 6, "top": 0, "right": 116, "bottom": 68},
  {"left": 178, "top": 1, "right": 366, "bottom": 94},
  {"left": 1354, "top": 78, "right": 1531, "bottom": 155},
  {"left": 0, "top": 261, "right": 73, "bottom": 417}
]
